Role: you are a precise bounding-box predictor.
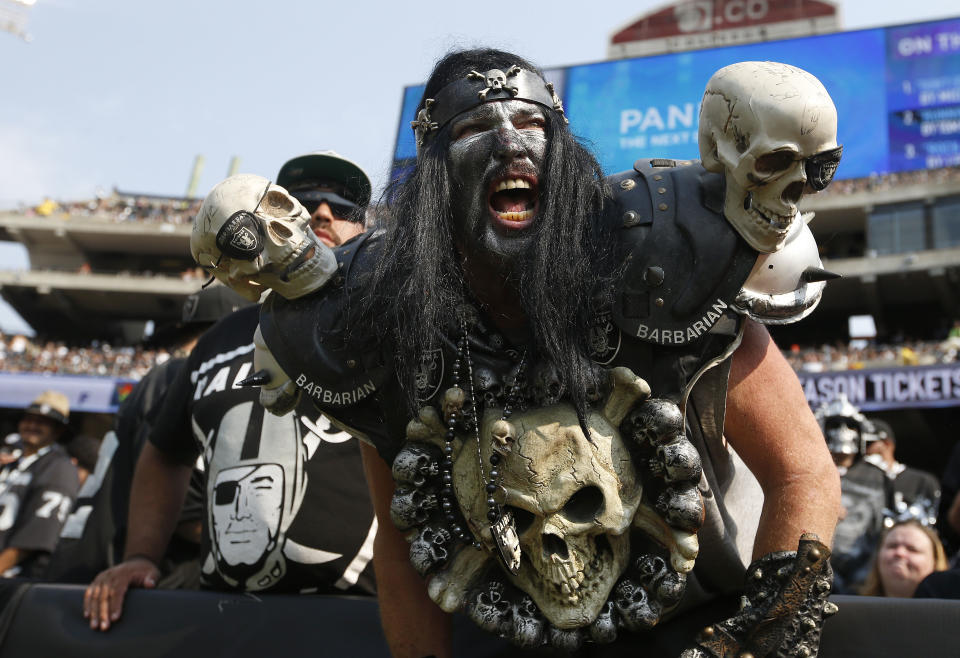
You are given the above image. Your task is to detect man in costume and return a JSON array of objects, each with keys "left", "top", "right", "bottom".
[{"left": 191, "top": 51, "right": 842, "bottom": 656}]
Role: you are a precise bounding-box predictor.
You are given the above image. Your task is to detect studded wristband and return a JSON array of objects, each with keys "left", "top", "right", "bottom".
[{"left": 681, "top": 533, "right": 838, "bottom": 658}]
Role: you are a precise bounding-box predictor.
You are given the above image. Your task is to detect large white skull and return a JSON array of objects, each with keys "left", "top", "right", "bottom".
[
  {"left": 453, "top": 371, "right": 647, "bottom": 630},
  {"left": 191, "top": 174, "right": 337, "bottom": 301},
  {"left": 698, "top": 61, "right": 839, "bottom": 253}
]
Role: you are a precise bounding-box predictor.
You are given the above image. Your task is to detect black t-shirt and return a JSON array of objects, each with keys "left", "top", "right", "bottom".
[
  {"left": 149, "top": 305, "right": 376, "bottom": 594},
  {"left": 914, "top": 568, "right": 960, "bottom": 600},
  {"left": 0, "top": 443, "right": 79, "bottom": 577}
]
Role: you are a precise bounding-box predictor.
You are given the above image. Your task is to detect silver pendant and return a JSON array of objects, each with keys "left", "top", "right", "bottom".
[{"left": 491, "top": 509, "right": 521, "bottom": 575}]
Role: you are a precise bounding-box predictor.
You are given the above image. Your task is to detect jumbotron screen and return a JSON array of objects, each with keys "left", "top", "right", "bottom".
[{"left": 391, "top": 16, "right": 960, "bottom": 181}]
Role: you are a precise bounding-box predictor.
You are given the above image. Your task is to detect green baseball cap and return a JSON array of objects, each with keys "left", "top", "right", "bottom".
[{"left": 276, "top": 150, "right": 372, "bottom": 207}]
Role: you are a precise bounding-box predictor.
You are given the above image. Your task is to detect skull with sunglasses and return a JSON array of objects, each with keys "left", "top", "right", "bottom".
[
  {"left": 699, "top": 61, "right": 842, "bottom": 253},
  {"left": 191, "top": 174, "right": 338, "bottom": 301}
]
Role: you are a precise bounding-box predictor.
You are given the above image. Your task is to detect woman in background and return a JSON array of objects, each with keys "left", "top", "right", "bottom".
[{"left": 860, "top": 520, "right": 949, "bottom": 598}]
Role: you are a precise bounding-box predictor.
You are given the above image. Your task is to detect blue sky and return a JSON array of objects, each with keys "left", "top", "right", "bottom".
[{"left": 1, "top": 0, "right": 958, "bottom": 334}]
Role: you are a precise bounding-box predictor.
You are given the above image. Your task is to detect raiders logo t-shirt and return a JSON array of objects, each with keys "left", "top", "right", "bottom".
[{"left": 149, "top": 305, "right": 376, "bottom": 594}]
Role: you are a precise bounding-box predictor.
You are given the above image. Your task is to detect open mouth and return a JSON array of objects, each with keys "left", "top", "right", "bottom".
[
  {"left": 280, "top": 244, "right": 317, "bottom": 282},
  {"left": 488, "top": 176, "right": 539, "bottom": 226}
]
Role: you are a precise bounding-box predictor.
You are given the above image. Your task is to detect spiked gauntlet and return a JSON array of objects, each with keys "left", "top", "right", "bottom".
[{"left": 681, "top": 534, "right": 838, "bottom": 658}]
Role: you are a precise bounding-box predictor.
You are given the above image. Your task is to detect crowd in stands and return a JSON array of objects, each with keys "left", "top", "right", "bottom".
[
  {"left": 0, "top": 332, "right": 185, "bottom": 379},
  {"left": 4, "top": 331, "right": 960, "bottom": 381},
  {"left": 12, "top": 193, "right": 201, "bottom": 226},
  {"left": 816, "top": 164, "right": 960, "bottom": 197},
  {"left": 817, "top": 395, "right": 960, "bottom": 599},
  {"left": 71, "top": 264, "right": 207, "bottom": 281},
  {"left": 785, "top": 337, "right": 960, "bottom": 372}
]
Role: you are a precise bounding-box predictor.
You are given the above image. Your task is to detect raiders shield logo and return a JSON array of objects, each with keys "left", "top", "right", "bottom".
[
  {"left": 588, "top": 309, "right": 621, "bottom": 365},
  {"left": 216, "top": 211, "right": 264, "bottom": 260},
  {"left": 414, "top": 349, "right": 444, "bottom": 403}
]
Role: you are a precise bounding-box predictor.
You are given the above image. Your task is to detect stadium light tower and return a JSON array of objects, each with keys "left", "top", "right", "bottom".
[{"left": 0, "top": 0, "right": 35, "bottom": 42}]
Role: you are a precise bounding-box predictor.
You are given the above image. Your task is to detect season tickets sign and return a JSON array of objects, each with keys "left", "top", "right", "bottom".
[
  {"left": 798, "top": 363, "right": 960, "bottom": 411},
  {"left": 392, "top": 16, "right": 960, "bottom": 181}
]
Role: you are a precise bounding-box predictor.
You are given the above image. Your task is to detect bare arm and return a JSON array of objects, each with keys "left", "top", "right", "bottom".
[
  {"left": 725, "top": 320, "right": 841, "bottom": 558},
  {"left": 360, "top": 442, "right": 452, "bottom": 658},
  {"left": 121, "top": 441, "right": 193, "bottom": 562},
  {"left": 83, "top": 441, "right": 193, "bottom": 630},
  {"left": 0, "top": 548, "right": 24, "bottom": 574}
]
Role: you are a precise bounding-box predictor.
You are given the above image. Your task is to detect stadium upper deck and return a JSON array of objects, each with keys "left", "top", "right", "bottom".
[{"left": 0, "top": 191, "right": 201, "bottom": 342}]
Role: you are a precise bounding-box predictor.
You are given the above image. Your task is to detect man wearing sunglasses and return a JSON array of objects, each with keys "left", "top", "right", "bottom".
[
  {"left": 276, "top": 150, "right": 371, "bottom": 248},
  {"left": 82, "top": 151, "right": 377, "bottom": 633}
]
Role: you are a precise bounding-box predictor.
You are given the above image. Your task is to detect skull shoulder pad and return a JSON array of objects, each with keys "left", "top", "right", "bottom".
[
  {"left": 258, "top": 230, "right": 389, "bottom": 414},
  {"left": 607, "top": 159, "right": 756, "bottom": 347}
]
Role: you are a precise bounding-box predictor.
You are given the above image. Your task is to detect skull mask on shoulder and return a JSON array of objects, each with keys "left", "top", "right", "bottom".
[
  {"left": 191, "top": 173, "right": 338, "bottom": 301},
  {"left": 698, "top": 61, "right": 841, "bottom": 254}
]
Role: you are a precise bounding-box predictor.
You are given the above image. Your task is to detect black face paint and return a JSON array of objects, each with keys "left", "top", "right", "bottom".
[
  {"left": 447, "top": 100, "right": 547, "bottom": 269},
  {"left": 805, "top": 145, "right": 843, "bottom": 191},
  {"left": 215, "top": 210, "right": 265, "bottom": 260}
]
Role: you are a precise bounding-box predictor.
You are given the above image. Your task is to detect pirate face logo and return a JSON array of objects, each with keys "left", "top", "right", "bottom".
[
  {"left": 414, "top": 349, "right": 444, "bottom": 403},
  {"left": 211, "top": 463, "right": 284, "bottom": 567}
]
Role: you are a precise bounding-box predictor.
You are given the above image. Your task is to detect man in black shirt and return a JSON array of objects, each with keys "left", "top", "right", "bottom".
[
  {"left": 0, "top": 391, "right": 79, "bottom": 578},
  {"left": 83, "top": 153, "right": 377, "bottom": 630}
]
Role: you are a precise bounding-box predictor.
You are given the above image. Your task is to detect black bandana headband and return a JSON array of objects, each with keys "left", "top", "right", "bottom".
[{"left": 411, "top": 65, "right": 567, "bottom": 147}]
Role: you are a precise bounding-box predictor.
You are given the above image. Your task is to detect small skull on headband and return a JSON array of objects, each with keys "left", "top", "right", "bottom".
[
  {"left": 411, "top": 99, "right": 439, "bottom": 147},
  {"left": 467, "top": 65, "right": 521, "bottom": 101}
]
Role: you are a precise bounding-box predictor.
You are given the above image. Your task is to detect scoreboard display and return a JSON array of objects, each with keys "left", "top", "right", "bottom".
[{"left": 391, "top": 16, "right": 960, "bottom": 181}]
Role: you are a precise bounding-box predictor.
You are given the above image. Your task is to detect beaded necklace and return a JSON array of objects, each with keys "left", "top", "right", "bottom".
[{"left": 437, "top": 319, "right": 526, "bottom": 572}]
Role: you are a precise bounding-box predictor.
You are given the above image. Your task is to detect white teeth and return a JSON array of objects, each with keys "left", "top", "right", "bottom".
[
  {"left": 496, "top": 209, "right": 534, "bottom": 222},
  {"left": 494, "top": 178, "right": 532, "bottom": 192}
]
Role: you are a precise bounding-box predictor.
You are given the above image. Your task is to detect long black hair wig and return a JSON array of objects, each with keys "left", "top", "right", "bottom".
[{"left": 359, "top": 48, "right": 615, "bottom": 416}]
